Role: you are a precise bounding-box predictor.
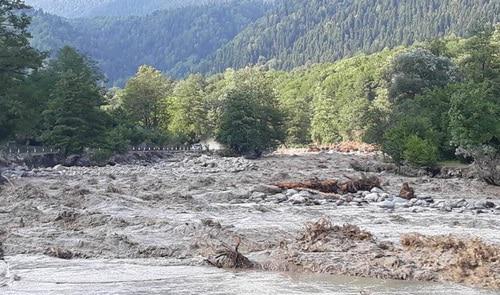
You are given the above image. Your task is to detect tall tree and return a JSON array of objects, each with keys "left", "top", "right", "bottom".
[
  {"left": 166, "top": 74, "right": 208, "bottom": 143},
  {"left": 217, "top": 70, "right": 285, "bottom": 156},
  {"left": 0, "top": 0, "right": 43, "bottom": 141},
  {"left": 41, "top": 46, "right": 109, "bottom": 154},
  {"left": 121, "top": 65, "right": 173, "bottom": 129}
]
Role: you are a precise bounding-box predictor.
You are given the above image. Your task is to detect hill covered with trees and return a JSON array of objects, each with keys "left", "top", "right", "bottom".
[
  {"left": 29, "top": 1, "right": 271, "bottom": 85},
  {"left": 27, "top": 0, "right": 500, "bottom": 85},
  {"left": 25, "top": 0, "right": 233, "bottom": 18},
  {"left": 204, "top": 0, "right": 500, "bottom": 73}
]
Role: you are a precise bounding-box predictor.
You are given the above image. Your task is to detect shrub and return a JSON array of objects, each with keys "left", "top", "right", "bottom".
[{"left": 403, "top": 135, "right": 438, "bottom": 167}]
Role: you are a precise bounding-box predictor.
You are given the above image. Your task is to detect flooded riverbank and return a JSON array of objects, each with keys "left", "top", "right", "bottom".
[{"left": 1, "top": 152, "right": 499, "bottom": 292}]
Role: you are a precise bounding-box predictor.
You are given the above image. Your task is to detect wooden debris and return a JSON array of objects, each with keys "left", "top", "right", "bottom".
[
  {"left": 207, "top": 237, "right": 255, "bottom": 269},
  {"left": 275, "top": 175, "right": 381, "bottom": 194}
]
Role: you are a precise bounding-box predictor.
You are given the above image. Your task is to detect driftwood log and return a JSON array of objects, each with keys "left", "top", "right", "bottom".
[
  {"left": 275, "top": 175, "right": 381, "bottom": 194},
  {"left": 206, "top": 237, "right": 255, "bottom": 269}
]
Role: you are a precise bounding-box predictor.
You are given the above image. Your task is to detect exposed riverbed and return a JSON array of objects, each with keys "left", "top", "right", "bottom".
[{"left": 1, "top": 151, "right": 499, "bottom": 293}]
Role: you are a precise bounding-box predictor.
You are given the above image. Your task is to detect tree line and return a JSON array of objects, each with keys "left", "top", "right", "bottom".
[{"left": 1, "top": 1, "right": 499, "bottom": 184}]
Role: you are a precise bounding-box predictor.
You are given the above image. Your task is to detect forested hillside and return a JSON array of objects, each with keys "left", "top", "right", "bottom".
[
  {"left": 204, "top": 0, "right": 500, "bottom": 73},
  {"left": 29, "top": 1, "right": 270, "bottom": 85},
  {"left": 28, "top": 0, "right": 500, "bottom": 85},
  {"left": 25, "top": 0, "right": 232, "bottom": 18}
]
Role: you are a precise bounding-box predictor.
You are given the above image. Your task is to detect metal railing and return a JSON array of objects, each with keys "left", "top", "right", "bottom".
[{"left": 1, "top": 144, "right": 208, "bottom": 157}]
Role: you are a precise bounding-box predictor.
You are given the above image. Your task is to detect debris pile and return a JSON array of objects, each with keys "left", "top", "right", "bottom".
[
  {"left": 401, "top": 234, "right": 500, "bottom": 289},
  {"left": 206, "top": 237, "right": 255, "bottom": 269},
  {"left": 275, "top": 175, "right": 381, "bottom": 194},
  {"left": 297, "top": 217, "right": 373, "bottom": 251}
]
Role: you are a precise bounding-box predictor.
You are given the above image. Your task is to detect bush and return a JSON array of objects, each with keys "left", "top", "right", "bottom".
[{"left": 403, "top": 135, "right": 438, "bottom": 167}]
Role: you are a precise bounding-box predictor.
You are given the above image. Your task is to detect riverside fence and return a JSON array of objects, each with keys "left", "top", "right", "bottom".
[{"left": 1, "top": 144, "right": 208, "bottom": 157}]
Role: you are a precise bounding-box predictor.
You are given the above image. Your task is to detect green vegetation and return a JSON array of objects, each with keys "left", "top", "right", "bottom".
[
  {"left": 1, "top": 0, "right": 499, "bottom": 184},
  {"left": 26, "top": 0, "right": 500, "bottom": 85},
  {"left": 216, "top": 69, "right": 285, "bottom": 157},
  {"left": 26, "top": 0, "right": 232, "bottom": 18},
  {"left": 28, "top": 1, "right": 271, "bottom": 85}
]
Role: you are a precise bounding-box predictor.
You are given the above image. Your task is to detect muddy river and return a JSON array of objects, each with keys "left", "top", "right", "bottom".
[{"left": 1, "top": 151, "right": 499, "bottom": 293}]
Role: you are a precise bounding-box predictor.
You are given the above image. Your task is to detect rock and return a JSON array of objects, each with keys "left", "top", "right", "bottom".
[
  {"left": 352, "top": 197, "right": 364, "bottom": 203},
  {"left": 274, "top": 193, "right": 288, "bottom": 203},
  {"left": 472, "top": 200, "right": 496, "bottom": 210},
  {"left": 249, "top": 192, "right": 266, "bottom": 202},
  {"left": 393, "top": 197, "right": 408, "bottom": 204},
  {"left": 53, "top": 164, "right": 65, "bottom": 171},
  {"left": 364, "top": 193, "right": 379, "bottom": 202},
  {"left": 379, "top": 200, "right": 395, "bottom": 210},
  {"left": 370, "top": 187, "right": 384, "bottom": 194},
  {"left": 285, "top": 189, "right": 298, "bottom": 197},
  {"left": 450, "top": 199, "right": 468, "bottom": 209},
  {"left": 289, "top": 194, "right": 306, "bottom": 205},
  {"left": 296, "top": 190, "right": 312, "bottom": 198},
  {"left": 399, "top": 182, "right": 415, "bottom": 200},
  {"left": 253, "top": 184, "right": 282, "bottom": 194},
  {"left": 414, "top": 200, "right": 429, "bottom": 207}
]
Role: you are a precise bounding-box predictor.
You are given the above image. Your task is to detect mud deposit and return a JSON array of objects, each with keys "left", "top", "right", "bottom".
[{"left": 1, "top": 152, "right": 499, "bottom": 293}]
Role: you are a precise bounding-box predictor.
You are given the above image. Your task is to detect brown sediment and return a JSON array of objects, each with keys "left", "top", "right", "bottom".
[
  {"left": 306, "top": 142, "right": 379, "bottom": 153},
  {"left": 275, "top": 175, "right": 381, "bottom": 194},
  {"left": 401, "top": 233, "right": 500, "bottom": 289},
  {"left": 207, "top": 217, "right": 500, "bottom": 290}
]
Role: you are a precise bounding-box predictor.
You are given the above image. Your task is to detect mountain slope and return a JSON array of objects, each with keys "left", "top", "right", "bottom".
[
  {"left": 25, "top": 0, "right": 231, "bottom": 18},
  {"left": 202, "top": 0, "right": 500, "bottom": 73},
  {"left": 29, "top": 1, "right": 270, "bottom": 85},
  {"left": 28, "top": 0, "right": 500, "bottom": 85}
]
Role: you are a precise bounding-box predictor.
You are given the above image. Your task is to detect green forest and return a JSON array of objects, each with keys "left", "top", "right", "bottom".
[
  {"left": 25, "top": 0, "right": 233, "bottom": 18},
  {"left": 27, "top": 0, "right": 500, "bottom": 85},
  {"left": 1, "top": 1, "right": 499, "bottom": 184}
]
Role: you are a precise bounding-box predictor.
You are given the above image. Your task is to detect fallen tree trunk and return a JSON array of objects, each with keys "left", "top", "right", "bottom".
[{"left": 275, "top": 175, "right": 381, "bottom": 194}]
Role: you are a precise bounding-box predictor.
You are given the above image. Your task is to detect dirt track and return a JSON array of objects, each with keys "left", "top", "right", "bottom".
[{"left": 0, "top": 151, "right": 499, "bottom": 290}]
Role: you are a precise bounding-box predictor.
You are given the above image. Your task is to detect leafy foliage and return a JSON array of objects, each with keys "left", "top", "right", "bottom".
[
  {"left": 166, "top": 74, "right": 209, "bottom": 143},
  {"left": 121, "top": 66, "right": 173, "bottom": 130},
  {"left": 217, "top": 70, "right": 285, "bottom": 156}
]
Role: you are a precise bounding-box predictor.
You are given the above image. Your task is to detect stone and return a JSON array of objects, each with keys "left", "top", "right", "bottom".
[
  {"left": 289, "top": 194, "right": 306, "bottom": 205},
  {"left": 249, "top": 192, "right": 266, "bottom": 202},
  {"left": 399, "top": 182, "right": 415, "bottom": 200},
  {"left": 274, "top": 193, "right": 288, "bottom": 203},
  {"left": 472, "top": 200, "right": 496, "bottom": 210},
  {"left": 285, "top": 189, "right": 298, "bottom": 197},
  {"left": 364, "top": 193, "right": 379, "bottom": 202},
  {"left": 393, "top": 197, "right": 408, "bottom": 204},
  {"left": 53, "top": 164, "right": 65, "bottom": 171},
  {"left": 253, "top": 184, "right": 282, "bottom": 194},
  {"left": 379, "top": 200, "right": 395, "bottom": 210},
  {"left": 370, "top": 187, "right": 384, "bottom": 194},
  {"left": 296, "top": 190, "right": 312, "bottom": 198}
]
